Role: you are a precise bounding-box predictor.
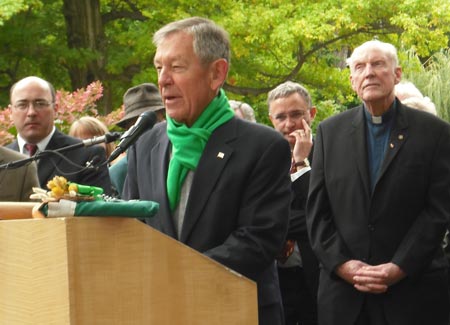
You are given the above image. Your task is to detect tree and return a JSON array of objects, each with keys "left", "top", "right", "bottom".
[
  {"left": 402, "top": 49, "right": 450, "bottom": 122},
  {"left": 0, "top": 0, "right": 33, "bottom": 26},
  {"left": 1, "top": 0, "right": 450, "bottom": 123}
]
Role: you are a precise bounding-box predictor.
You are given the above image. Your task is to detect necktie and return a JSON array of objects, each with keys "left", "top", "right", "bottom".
[
  {"left": 277, "top": 239, "right": 296, "bottom": 264},
  {"left": 25, "top": 143, "right": 38, "bottom": 157}
]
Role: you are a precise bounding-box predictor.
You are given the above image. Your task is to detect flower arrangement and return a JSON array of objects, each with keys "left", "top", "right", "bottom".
[{"left": 31, "top": 176, "right": 103, "bottom": 202}]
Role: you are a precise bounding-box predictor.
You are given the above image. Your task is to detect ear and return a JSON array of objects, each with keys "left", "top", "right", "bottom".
[
  {"left": 309, "top": 106, "right": 317, "bottom": 120},
  {"left": 394, "top": 66, "right": 402, "bottom": 84},
  {"left": 7, "top": 104, "right": 14, "bottom": 122},
  {"left": 349, "top": 75, "right": 357, "bottom": 92},
  {"left": 268, "top": 112, "right": 276, "bottom": 127},
  {"left": 209, "top": 58, "right": 228, "bottom": 90}
]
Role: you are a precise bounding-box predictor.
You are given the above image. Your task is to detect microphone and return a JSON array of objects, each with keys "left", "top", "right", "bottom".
[
  {"left": 107, "top": 111, "right": 157, "bottom": 163},
  {"left": 0, "top": 133, "right": 123, "bottom": 170},
  {"left": 82, "top": 132, "right": 122, "bottom": 147}
]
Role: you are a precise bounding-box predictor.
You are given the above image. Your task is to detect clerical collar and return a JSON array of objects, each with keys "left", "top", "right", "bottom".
[{"left": 364, "top": 101, "right": 396, "bottom": 125}]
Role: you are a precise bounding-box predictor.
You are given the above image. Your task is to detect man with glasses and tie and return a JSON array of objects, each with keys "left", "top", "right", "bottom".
[
  {"left": 7, "top": 76, "right": 111, "bottom": 194},
  {"left": 268, "top": 81, "right": 319, "bottom": 325}
]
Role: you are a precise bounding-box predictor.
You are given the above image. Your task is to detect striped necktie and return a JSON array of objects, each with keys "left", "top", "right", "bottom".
[{"left": 25, "top": 143, "right": 38, "bottom": 157}]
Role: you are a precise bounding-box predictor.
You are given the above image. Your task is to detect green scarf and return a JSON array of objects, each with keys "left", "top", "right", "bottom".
[{"left": 166, "top": 89, "right": 234, "bottom": 211}]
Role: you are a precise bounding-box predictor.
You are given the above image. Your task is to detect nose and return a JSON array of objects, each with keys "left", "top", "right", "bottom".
[
  {"left": 363, "top": 63, "right": 375, "bottom": 77},
  {"left": 158, "top": 67, "right": 173, "bottom": 87},
  {"left": 285, "top": 116, "right": 297, "bottom": 128},
  {"left": 26, "top": 105, "right": 39, "bottom": 116}
]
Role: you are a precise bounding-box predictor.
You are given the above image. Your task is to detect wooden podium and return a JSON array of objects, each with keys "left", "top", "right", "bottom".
[{"left": 0, "top": 212, "right": 258, "bottom": 324}]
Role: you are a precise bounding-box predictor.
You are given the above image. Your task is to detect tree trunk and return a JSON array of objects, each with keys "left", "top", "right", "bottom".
[{"left": 62, "top": 0, "right": 111, "bottom": 114}]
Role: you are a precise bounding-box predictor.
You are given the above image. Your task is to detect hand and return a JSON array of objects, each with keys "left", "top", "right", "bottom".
[
  {"left": 290, "top": 119, "right": 313, "bottom": 163},
  {"left": 335, "top": 260, "right": 369, "bottom": 285},
  {"left": 353, "top": 262, "right": 406, "bottom": 294}
]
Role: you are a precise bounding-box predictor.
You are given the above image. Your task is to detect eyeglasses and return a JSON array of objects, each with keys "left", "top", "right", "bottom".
[
  {"left": 13, "top": 100, "right": 53, "bottom": 111},
  {"left": 271, "top": 110, "right": 309, "bottom": 122}
]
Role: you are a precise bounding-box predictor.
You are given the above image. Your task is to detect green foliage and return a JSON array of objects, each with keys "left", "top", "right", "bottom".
[
  {"left": 1, "top": 0, "right": 450, "bottom": 132},
  {"left": 402, "top": 49, "right": 450, "bottom": 122},
  {"left": 0, "top": 0, "right": 38, "bottom": 26}
]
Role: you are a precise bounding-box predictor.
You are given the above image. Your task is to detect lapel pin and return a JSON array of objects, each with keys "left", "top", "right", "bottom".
[
  {"left": 217, "top": 152, "right": 225, "bottom": 159},
  {"left": 390, "top": 143, "right": 394, "bottom": 149},
  {"left": 398, "top": 134, "right": 404, "bottom": 140}
]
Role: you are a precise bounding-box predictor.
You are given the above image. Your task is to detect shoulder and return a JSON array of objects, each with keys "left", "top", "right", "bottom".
[
  {"left": 401, "top": 103, "right": 448, "bottom": 127},
  {"left": 320, "top": 105, "right": 361, "bottom": 128},
  {"left": 0, "top": 146, "right": 27, "bottom": 161},
  {"left": 135, "top": 121, "right": 167, "bottom": 147},
  {"left": 214, "top": 118, "right": 291, "bottom": 163},
  {"left": 50, "top": 129, "right": 82, "bottom": 146},
  {"left": 226, "top": 117, "right": 286, "bottom": 144}
]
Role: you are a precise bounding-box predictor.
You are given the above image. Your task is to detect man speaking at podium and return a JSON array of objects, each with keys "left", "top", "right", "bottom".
[
  {"left": 7, "top": 76, "right": 111, "bottom": 194},
  {"left": 123, "top": 17, "right": 291, "bottom": 324}
]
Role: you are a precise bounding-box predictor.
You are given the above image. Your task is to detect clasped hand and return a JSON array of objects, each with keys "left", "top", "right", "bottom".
[{"left": 336, "top": 260, "right": 406, "bottom": 294}]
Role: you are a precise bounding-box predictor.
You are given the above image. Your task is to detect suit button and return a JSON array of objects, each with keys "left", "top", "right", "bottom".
[{"left": 368, "top": 224, "right": 375, "bottom": 231}]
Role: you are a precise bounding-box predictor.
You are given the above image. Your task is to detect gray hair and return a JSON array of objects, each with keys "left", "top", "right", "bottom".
[
  {"left": 346, "top": 40, "right": 399, "bottom": 72},
  {"left": 229, "top": 100, "right": 256, "bottom": 122},
  {"left": 153, "top": 17, "right": 230, "bottom": 66},
  {"left": 267, "top": 81, "right": 313, "bottom": 110},
  {"left": 394, "top": 81, "right": 423, "bottom": 101}
]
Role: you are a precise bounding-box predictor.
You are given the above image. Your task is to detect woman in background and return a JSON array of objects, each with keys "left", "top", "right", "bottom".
[{"left": 69, "top": 116, "right": 115, "bottom": 159}]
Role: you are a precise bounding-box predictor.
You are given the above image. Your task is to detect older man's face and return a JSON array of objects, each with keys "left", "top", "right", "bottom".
[
  {"left": 350, "top": 49, "right": 401, "bottom": 106},
  {"left": 154, "top": 31, "right": 225, "bottom": 127}
]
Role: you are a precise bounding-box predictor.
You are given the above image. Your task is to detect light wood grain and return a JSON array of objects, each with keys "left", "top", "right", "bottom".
[
  {"left": 0, "top": 202, "right": 38, "bottom": 220},
  {"left": 0, "top": 217, "right": 258, "bottom": 324}
]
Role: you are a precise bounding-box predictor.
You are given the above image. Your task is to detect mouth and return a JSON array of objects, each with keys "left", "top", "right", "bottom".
[
  {"left": 24, "top": 122, "right": 40, "bottom": 128},
  {"left": 164, "top": 95, "right": 180, "bottom": 106},
  {"left": 363, "top": 83, "right": 379, "bottom": 89}
]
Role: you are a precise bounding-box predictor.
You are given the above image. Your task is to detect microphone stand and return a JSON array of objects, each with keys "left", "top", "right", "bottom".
[{"left": 0, "top": 132, "right": 121, "bottom": 170}]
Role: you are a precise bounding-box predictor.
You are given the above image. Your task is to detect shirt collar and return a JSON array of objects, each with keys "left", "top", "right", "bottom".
[{"left": 18, "top": 126, "right": 56, "bottom": 154}]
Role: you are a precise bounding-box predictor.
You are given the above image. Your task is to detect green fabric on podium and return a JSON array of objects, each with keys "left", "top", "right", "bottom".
[{"left": 40, "top": 199, "right": 159, "bottom": 219}]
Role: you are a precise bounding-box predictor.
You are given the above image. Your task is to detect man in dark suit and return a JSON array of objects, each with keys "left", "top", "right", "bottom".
[
  {"left": 122, "top": 17, "right": 291, "bottom": 325},
  {"left": 306, "top": 40, "right": 450, "bottom": 325},
  {"left": 268, "top": 81, "right": 319, "bottom": 325},
  {"left": 0, "top": 146, "right": 39, "bottom": 201},
  {"left": 7, "top": 76, "right": 111, "bottom": 194}
]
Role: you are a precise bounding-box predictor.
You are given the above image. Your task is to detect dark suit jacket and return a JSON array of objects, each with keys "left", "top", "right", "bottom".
[
  {"left": 287, "top": 158, "right": 319, "bottom": 296},
  {"left": 0, "top": 146, "right": 39, "bottom": 201},
  {"left": 7, "top": 130, "right": 111, "bottom": 194},
  {"left": 123, "top": 118, "right": 292, "bottom": 325},
  {"left": 306, "top": 100, "right": 450, "bottom": 325}
]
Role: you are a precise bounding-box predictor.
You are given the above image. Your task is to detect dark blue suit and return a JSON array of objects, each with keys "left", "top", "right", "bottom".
[{"left": 123, "top": 117, "right": 291, "bottom": 325}]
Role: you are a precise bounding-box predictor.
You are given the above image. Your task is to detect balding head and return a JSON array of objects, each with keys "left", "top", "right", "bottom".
[{"left": 9, "top": 76, "right": 56, "bottom": 143}]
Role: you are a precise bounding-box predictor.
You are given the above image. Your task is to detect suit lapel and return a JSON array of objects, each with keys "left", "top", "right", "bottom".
[
  {"left": 38, "top": 131, "right": 65, "bottom": 183},
  {"left": 180, "top": 120, "right": 236, "bottom": 243},
  {"left": 351, "top": 106, "right": 371, "bottom": 199},
  {"left": 152, "top": 134, "right": 178, "bottom": 238},
  {"left": 376, "top": 102, "right": 408, "bottom": 187}
]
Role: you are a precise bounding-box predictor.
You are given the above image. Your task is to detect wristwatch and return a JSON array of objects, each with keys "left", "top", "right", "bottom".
[{"left": 294, "top": 158, "right": 310, "bottom": 168}]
